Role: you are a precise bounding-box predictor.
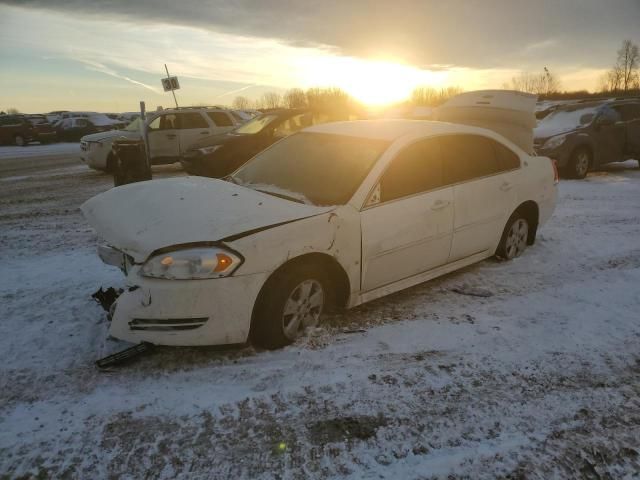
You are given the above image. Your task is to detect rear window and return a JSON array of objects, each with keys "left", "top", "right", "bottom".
[{"left": 439, "top": 135, "right": 500, "bottom": 184}]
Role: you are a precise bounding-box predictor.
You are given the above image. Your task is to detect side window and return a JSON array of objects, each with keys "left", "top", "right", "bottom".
[
  {"left": 160, "top": 114, "right": 178, "bottom": 130},
  {"left": 178, "top": 113, "right": 208, "bottom": 129},
  {"left": 493, "top": 141, "right": 520, "bottom": 171},
  {"left": 379, "top": 139, "right": 443, "bottom": 203},
  {"left": 207, "top": 111, "right": 234, "bottom": 127},
  {"left": 439, "top": 135, "right": 500, "bottom": 184},
  {"left": 75, "top": 119, "right": 89, "bottom": 127},
  {"left": 148, "top": 116, "right": 162, "bottom": 130}
]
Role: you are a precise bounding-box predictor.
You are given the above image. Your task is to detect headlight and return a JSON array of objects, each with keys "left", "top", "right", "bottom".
[
  {"left": 198, "top": 145, "right": 222, "bottom": 156},
  {"left": 141, "top": 247, "right": 242, "bottom": 280},
  {"left": 542, "top": 135, "right": 566, "bottom": 150}
]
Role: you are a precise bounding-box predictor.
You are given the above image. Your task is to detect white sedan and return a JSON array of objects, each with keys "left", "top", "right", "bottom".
[{"left": 83, "top": 104, "right": 557, "bottom": 350}]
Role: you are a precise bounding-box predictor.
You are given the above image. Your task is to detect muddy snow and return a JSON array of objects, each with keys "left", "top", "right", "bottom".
[{"left": 1, "top": 151, "right": 639, "bottom": 479}]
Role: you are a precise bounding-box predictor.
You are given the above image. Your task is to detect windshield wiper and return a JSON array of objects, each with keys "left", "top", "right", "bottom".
[
  {"left": 255, "top": 189, "right": 305, "bottom": 204},
  {"left": 224, "top": 175, "right": 239, "bottom": 185}
]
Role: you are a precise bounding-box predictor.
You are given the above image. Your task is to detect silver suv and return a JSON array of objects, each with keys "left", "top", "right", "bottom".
[{"left": 80, "top": 106, "right": 242, "bottom": 172}]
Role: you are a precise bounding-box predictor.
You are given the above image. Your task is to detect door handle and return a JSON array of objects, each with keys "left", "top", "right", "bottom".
[
  {"left": 500, "top": 181, "right": 513, "bottom": 191},
  {"left": 200, "top": 131, "right": 210, "bottom": 135},
  {"left": 431, "top": 199, "right": 450, "bottom": 210},
  {"left": 166, "top": 134, "right": 176, "bottom": 139}
]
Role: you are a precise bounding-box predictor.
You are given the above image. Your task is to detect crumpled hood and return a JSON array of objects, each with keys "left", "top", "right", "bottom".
[
  {"left": 81, "top": 177, "right": 333, "bottom": 262},
  {"left": 81, "top": 129, "right": 140, "bottom": 143}
]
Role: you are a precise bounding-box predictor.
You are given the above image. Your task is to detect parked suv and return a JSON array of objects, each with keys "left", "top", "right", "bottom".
[
  {"left": 534, "top": 99, "right": 640, "bottom": 178},
  {"left": 80, "top": 107, "right": 241, "bottom": 172},
  {"left": 0, "top": 115, "right": 36, "bottom": 146}
]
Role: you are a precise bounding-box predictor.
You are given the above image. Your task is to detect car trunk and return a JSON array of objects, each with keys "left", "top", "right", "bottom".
[{"left": 435, "top": 90, "right": 538, "bottom": 154}]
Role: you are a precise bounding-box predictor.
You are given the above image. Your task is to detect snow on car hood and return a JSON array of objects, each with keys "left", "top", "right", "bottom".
[
  {"left": 81, "top": 177, "right": 333, "bottom": 262},
  {"left": 81, "top": 130, "right": 140, "bottom": 143}
]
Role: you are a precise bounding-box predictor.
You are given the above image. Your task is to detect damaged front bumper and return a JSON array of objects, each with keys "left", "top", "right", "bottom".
[{"left": 108, "top": 265, "right": 268, "bottom": 346}]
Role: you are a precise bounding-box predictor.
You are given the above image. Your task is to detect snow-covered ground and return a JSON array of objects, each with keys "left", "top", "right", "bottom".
[
  {"left": 1, "top": 153, "right": 639, "bottom": 479},
  {"left": 0, "top": 142, "right": 80, "bottom": 160}
]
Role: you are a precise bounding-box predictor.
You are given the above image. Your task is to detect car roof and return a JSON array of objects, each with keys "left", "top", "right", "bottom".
[{"left": 304, "top": 119, "right": 501, "bottom": 142}]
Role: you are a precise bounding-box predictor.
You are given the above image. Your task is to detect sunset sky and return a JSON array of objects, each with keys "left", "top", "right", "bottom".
[{"left": 1, "top": 0, "right": 639, "bottom": 112}]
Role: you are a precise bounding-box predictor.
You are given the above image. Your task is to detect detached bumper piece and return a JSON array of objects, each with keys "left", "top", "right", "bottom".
[
  {"left": 95, "top": 342, "right": 154, "bottom": 369},
  {"left": 128, "top": 317, "right": 209, "bottom": 332}
]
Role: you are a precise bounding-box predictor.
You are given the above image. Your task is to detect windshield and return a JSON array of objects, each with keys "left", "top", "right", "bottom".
[
  {"left": 125, "top": 118, "right": 142, "bottom": 131},
  {"left": 231, "top": 132, "right": 390, "bottom": 206},
  {"left": 233, "top": 114, "right": 278, "bottom": 134},
  {"left": 538, "top": 105, "right": 599, "bottom": 131}
]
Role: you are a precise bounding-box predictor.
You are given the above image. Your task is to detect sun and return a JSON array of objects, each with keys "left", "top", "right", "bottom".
[{"left": 296, "top": 55, "right": 448, "bottom": 106}]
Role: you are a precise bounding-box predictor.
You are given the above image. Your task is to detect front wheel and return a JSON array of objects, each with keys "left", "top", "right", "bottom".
[
  {"left": 14, "top": 134, "right": 26, "bottom": 147},
  {"left": 567, "top": 147, "right": 591, "bottom": 179},
  {"left": 251, "top": 265, "right": 328, "bottom": 349},
  {"left": 496, "top": 213, "right": 529, "bottom": 260}
]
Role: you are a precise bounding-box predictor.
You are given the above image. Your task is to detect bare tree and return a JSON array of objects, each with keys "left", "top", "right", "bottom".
[
  {"left": 410, "top": 86, "right": 462, "bottom": 106},
  {"left": 257, "top": 92, "right": 282, "bottom": 109},
  {"left": 283, "top": 88, "right": 307, "bottom": 108},
  {"left": 616, "top": 39, "right": 639, "bottom": 93},
  {"left": 305, "top": 87, "right": 353, "bottom": 120},
  {"left": 507, "top": 68, "right": 560, "bottom": 96},
  {"left": 232, "top": 96, "right": 250, "bottom": 109},
  {"left": 6, "top": 107, "right": 20, "bottom": 114},
  {"left": 598, "top": 69, "right": 623, "bottom": 93}
]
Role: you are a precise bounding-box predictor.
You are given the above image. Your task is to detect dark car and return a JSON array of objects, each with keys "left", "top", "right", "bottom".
[
  {"left": 181, "top": 109, "right": 324, "bottom": 177},
  {"left": 55, "top": 117, "right": 117, "bottom": 142},
  {"left": 0, "top": 114, "right": 36, "bottom": 146},
  {"left": 534, "top": 99, "right": 640, "bottom": 179},
  {"left": 25, "top": 115, "right": 58, "bottom": 144}
]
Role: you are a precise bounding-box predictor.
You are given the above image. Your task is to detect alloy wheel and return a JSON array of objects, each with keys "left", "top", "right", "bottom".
[
  {"left": 505, "top": 218, "right": 528, "bottom": 259},
  {"left": 282, "top": 279, "right": 324, "bottom": 340},
  {"left": 575, "top": 152, "right": 589, "bottom": 177}
]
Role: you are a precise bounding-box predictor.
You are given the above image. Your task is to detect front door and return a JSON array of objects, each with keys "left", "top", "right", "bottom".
[
  {"left": 147, "top": 113, "right": 180, "bottom": 162},
  {"left": 613, "top": 103, "right": 640, "bottom": 156},
  {"left": 361, "top": 138, "right": 454, "bottom": 292},
  {"left": 592, "top": 106, "right": 626, "bottom": 166}
]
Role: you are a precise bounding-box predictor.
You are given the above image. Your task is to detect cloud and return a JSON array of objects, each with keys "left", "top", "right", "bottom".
[
  {"left": 2, "top": 0, "right": 639, "bottom": 70},
  {"left": 78, "top": 59, "right": 162, "bottom": 94}
]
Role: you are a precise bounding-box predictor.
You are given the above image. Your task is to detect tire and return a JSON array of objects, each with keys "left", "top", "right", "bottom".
[
  {"left": 567, "top": 147, "right": 591, "bottom": 179},
  {"left": 251, "top": 264, "right": 329, "bottom": 349},
  {"left": 496, "top": 212, "right": 530, "bottom": 261},
  {"left": 14, "top": 134, "right": 26, "bottom": 147}
]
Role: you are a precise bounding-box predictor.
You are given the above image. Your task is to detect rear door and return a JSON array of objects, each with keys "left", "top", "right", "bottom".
[
  {"left": 439, "top": 134, "right": 518, "bottom": 262},
  {"left": 206, "top": 111, "right": 237, "bottom": 135},
  {"left": 360, "top": 138, "right": 454, "bottom": 291},
  {"left": 176, "top": 112, "right": 211, "bottom": 155},
  {"left": 147, "top": 113, "right": 180, "bottom": 161}
]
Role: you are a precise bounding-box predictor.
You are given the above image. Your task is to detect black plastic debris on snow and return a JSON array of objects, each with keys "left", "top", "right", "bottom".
[
  {"left": 96, "top": 342, "right": 154, "bottom": 370},
  {"left": 92, "top": 287, "right": 123, "bottom": 312}
]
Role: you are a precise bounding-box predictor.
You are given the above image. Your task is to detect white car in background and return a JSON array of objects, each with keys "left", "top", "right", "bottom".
[
  {"left": 82, "top": 91, "right": 558, "bottom": 350},
  {"left": 80, "top": 107, "right": 241, "bottom": 172}
]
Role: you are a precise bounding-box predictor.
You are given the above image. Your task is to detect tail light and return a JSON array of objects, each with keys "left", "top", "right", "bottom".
[{"left": 550, "top": 158, "right": 559, "bottom": 184}]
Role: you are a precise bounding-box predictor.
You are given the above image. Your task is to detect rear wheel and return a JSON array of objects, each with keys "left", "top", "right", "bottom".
[
  {"left": 496, "top": 213, "right": 529, "bottom": 260},
  {"left": 567, "top": 147, "right": 590, "bottom": 179},
  {"left": 14, "top": 134, "right": 26, "bottom": 147},
  {"left": 251, "top": 264, "right": 328, "bottom": 349}
]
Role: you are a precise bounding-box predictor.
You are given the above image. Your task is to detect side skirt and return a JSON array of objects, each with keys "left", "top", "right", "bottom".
[{"left": 350, "top": 250, "right": 492, "bottom": 307}]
